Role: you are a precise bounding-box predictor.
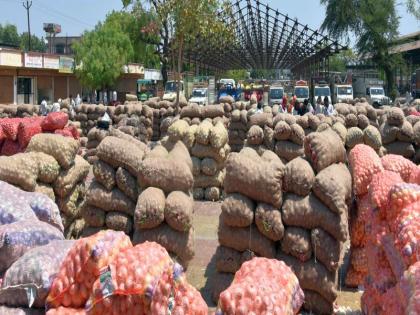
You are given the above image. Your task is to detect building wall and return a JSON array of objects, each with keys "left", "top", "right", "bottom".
[
  {"left": 37, "top": 75, "right": 53, "bottom": 103},
  {"left": 54, "top": 76, "right": 67, "bottom": 100},
  {"left": 0, "top": 76, "right": 13, "bottom": 104},
  {"left": 69, "top": 76, "right": 82, "bottom": 98}
]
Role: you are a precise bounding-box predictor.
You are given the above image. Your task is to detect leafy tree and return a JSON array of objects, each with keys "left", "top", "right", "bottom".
[
  {"left": 406, "top": 0, "right": 420, "bottom": 20},
  {"left": 105, "top": 9, "right": 160, "bottom": 68},
  {"left": 73, "top": 21, "right": 133, "bottom": 92},
  {"left": 221, "top": 69, "right": 249, "bottom": 82},
  {"left": 0, "top": 23, "right": 20, "bottom": 47},
  {"left": 329, "top": 49, "right": 357, "bottom": 72},
  {"left": 20, "top": 32, "right": 47, "bottom": 52},
  {"left": 123, "top": 0, "right": 232, "bottom": 106},
  {"left": 320, "top": 0, "right": 400, "bottom": 95}
]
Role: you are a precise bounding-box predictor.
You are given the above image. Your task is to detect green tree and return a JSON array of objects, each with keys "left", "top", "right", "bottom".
[
  {"left": 124, "top": 0, "right": 232, "bottom": 106},
  {"left": 0, "top": 23, "right": 20, "bottom": 47},
  {"left": 320, "top": 0, "right": 400, "bottom": 95},
  {"left": 20, "top": 32, "right": 47, "bottom": 52},
  {"left": 406, "top": 0, "right": 420, "bottom": 20},
  {"left": 221, "top": 69, "right": 249, "bottom": 82},
  {"left": 105, "top": 9, "right": 160, "bottom": 68},
  {"left": 329, "top": 49, "right": 357, "bottom": 72},
  {"left": 73, "top": 21, "right": 133, "bottom": 92}
]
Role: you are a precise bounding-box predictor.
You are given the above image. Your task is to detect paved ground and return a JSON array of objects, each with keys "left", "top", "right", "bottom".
[{"left": 186, "top": 201, "right": 362, "bottom": 313}]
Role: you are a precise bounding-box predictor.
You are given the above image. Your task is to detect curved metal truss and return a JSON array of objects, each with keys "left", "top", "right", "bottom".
[{"left": 184, "top": 0, "right": 346, "bottom": 73}]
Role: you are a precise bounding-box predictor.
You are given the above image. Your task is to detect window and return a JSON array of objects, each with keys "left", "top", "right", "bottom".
[
  {"left": 294, "top": 87, "right": 309, "bottom": 98},
  {"left": 337, "top": 87, "right": 352, "bottom": 95},
  {"left": 270, "top": 89, "right": 284, "bottom": 99},
  {"left": 314, "top": 87, "right": 331, "bottom": 97},
  {"left": 17, "top": 78, "right": 32, "bottom": 94},
  {"left": 55, "top": 44, "right": 65, "bottom": 54}
]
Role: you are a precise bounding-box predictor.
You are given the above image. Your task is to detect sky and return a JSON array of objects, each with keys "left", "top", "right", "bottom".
[{"left": 0, "top": 0, "right": 419, "bottom": 40}]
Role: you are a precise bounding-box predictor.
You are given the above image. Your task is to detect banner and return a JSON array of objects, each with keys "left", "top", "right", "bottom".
[
  {"left": 43, "top": 56, "right": 59, "bottom": 69},
  {"left": 59, "top": 56, "right": 74, "bottom": 73},
  {"left": 24, "top": 53, "right": 43, "bottom": 68},
  {"left": 0, "top": 49, "right": 22, "bottom": 67}
]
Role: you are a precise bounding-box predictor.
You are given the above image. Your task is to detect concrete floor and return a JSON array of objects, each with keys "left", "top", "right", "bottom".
[{"left": 186, "top": 201, "right": 362, "bottom": 314}]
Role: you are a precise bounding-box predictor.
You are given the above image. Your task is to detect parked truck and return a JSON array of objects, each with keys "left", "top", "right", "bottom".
[
  {"left": 163, "top": 80, "right": 185, "bottom": 102},
  {"left": 294, "top": 80, "right": 310, "bottom": 103},
  {"left": 312, "top": 83, "right": 332, "bottom": 105},
  {"left": 352, "top": 77, "right": 390, "bottom": 107},
  {"left": 332, "top": 84, "right": 353, "bottom": 104},
  {"left": 269, "top": 85, "right": 284, "bottom": 106}
]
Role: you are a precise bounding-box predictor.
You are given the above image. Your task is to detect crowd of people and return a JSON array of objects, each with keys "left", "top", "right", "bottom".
[{"left": 279, "top": 94, "right": 335, "bottom": 116}]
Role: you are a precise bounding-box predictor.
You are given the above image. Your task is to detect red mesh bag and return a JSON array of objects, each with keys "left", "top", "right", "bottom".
[
  {"left": 46, "top": 230, "right": 132, "bottom": 309},
  {"left": 368, "top": 170, "right": 403, "bottom": 218},
  {"left": 0, "top": 125, "right": 4, "bottom": 142},
  {"left": 217, "top": 257, "right": 304, "bottom": 314},
  {"left": 66, "top": 125, "right": 80, "bottom": 139},
  {"left": 55, "top": 128, "right": 74, "bottom": 138},
  {"left": 388, "top": 183, "right": 420, "bottom": 231},
  {"left": 0, "top": 139, "right": 23, "bottom": 156},
  {"left": 345, "top": 265, "right": 366, "bottom": 288},
  {"left": 350, "top": 247, "right": 368, "bottom": 273},
  {"left": 1, "top": 118, "right": 22, "bottom": 141},
  {"left": 41, "top": 112, "right": 69, "bottom": 132},
  {"left": 409, "top": 166, "right": 420, "bottom": 185},
  {"left": 349, "top": 144, "right": 384, "bottom": 196},
  {"left": 350, "top": 194, "right": 371, "bottom": 247},
  {"left": 381, "top": 154, "right": 417, "bottom": 182},
  {"left": 17, "top": 120, "right": 42, "bottom": 148},
  {"left": 394, "top": 201, "right": 420, "bottom": 267},
  {"left": 46, "top": 307, "right": 86, "bottom": 315},
  {"left": 398, "top": 261, "right": 420, "bottom": 313}
]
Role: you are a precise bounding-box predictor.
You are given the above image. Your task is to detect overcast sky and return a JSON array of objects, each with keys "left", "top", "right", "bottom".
[{"left": 1, "top": 0, "right": 419, "bottom": 40}]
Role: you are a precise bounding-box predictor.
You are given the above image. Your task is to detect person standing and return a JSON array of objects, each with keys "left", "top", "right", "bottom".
[
  {"left": 40, "top": 98, "right": 48, "bottom": 116},
  {"left": 303, "top": 99, "right": 314, "bottom": 114},
  {"left": 315, "top": 96, "right": 324, "bottom": 114},
  {"left": 281, "top": 94, "right": 288, "bottom": 113},
  {"left": 324, "top": 96, "right": 334, "bottom": 116}
]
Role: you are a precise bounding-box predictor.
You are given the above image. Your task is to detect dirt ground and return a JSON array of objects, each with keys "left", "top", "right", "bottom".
[{"left": 186, "top": 201, "right": 363, "bottom": 314}]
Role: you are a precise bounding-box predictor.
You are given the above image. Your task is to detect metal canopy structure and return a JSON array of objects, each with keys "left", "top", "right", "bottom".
[{"left": 185, "top": 0, "right": 345, "bottom": 76}]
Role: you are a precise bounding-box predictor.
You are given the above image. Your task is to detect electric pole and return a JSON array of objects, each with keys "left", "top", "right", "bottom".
[{"left": 23, "top": 1, "right": 32, "bottom": 51}]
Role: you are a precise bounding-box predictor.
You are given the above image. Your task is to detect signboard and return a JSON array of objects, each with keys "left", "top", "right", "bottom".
[
  {"left": 0, "top": 49, "right": 22, "bottom": 67},
  {"left": 24, "top": 53, "right": 43, "bottom": 68},
  {"left": 208, "top": 76, "right": 216, "bottom": 105},
  {"left": 144, "top": 69, "right": 162, "bottom": 81},
  {"left": 43, "top": 23, "right": 61, "bottom": 34},
  {"left": 127, "top": 64, "right": 144, "bottom": 74},
  {"left": 43, "top": 55, "right": 59, "bottom": 69},
  {"left": 59, "top": 56, "right": 74, "bottom": 73}
]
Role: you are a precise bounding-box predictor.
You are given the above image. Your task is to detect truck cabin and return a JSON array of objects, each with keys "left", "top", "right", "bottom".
[
  {"left": 165, "top": 81, "right": 184, "bottom": 93},
  {"left": 336, "top": 86, "right": 353, "bottom": 103},
  {"left": 314, "top": 86, "right": 331, "bottom": 104},
  {"left": 269, "top": 87, "right": 284, "bottom": 105}
]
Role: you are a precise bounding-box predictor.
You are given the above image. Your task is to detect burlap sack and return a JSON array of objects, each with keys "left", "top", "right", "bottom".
[
  {"left": 193, "top": 188, "right": 204, "bottom": 200},
  {"left": 248, "top": 113, "right": 273, "bottom": 128},
  {"left": 218, "top": 219, "right": 276, "bottom": 258},
  {"left": 312, "top": 163, "right": 351, "bottom": 215},
  {"left": 280, "top": 227, "right": 312, "bottom": 262},
  {"left": 289, "top": 124, "right": 305, "bottom": 145},
  {"left": 54, "top": 156, "right": 90, "bottom": 198},
  {"left": 209, "top": 121, "right": 228, "bottom": 149},
  {"left": 304, "top": 129, "right": 346, "bottom": 173},
  {"left": 283, "top": 157, "right": 315, "bottom": 196},
  {"left": 380, "top": 122, "right": 399, "bottom": 144},
  {"left": 345, "top": 113, "right": 358, "bottom": 128},
  {"left": 34, "top": 184, "right": 55, "bottom": 201},
  {"left": 96, "top": 136, "right": 144, "bottom": 177},
  {"left": 204, "top": 187, "right": 220, "bottom": 201},
  {"left": 86, "top": 181, "right": 135, "bottom": 215},
  {"left": 414, "top": 121, "right": 420, "bottom": 146},
  {"left": 224, "top": 153, "right": 283, "bottom": 207},
  {"left": 387, "top": 107, "right": 404, "bottom": 126},
  {"left": 274, "top": 121, "right": 291, "bottom": 141},
  {"left": 26, "top": 134, "right": 79, "bottom": 170},
  {"left": 282, "top": 194, "right": 348, "bottom": 241},
  {"left": 57, "top": 183, "right": 85, "bottom": 220},
  {"left": 277, "top": 252, "right": 337, "bottom": 303},
  {"left": 303, "top": 290, "right": 334, "bottom": 315},
  {"left": 133, "top": 223, "right": 194, "bottom": 268},
  {"left": 358, "top": 114, "right": 370, "bottom": 129},
  {"left": 384, "top": 141, "right": 415, "bottom": 158},
  {"left": 180, "top": 103, "right": 202, "bottom": 118},
  {"left": 138, "top": 158, "right": 193, "bottom": 193},
  {"left": 274, "top": 140, "right": 304, "bottom": 161},
  {"left": 311, "top": 228, "right": 341, "bottom": 272},
  {"left": 0, "top": 154, "right": 38, "bottom": 192},
  {"left": 145, "top": 145, "right": 168, "bottom": 160},
  {"left": 215, "top": 246, "right": 254, "bottom": 274},
  {"left": 105, "top": 212, "right": 133, "bottom": 235},
  {"left": 181, "top": 124, "right": 197, "bottom": 149},
  {"left": 108, "top": 128, "right": 147, "bottom": 152},
  {"left": 134, "top": 187, "right": 165, "bottom": 229},
  {"left": 363, "top": 125, "right": 382, "bottom": 150},
  {"left": 164, "top": 191, "right": 193, "bottom": 232},
  {"left": 195, "top": 120, "right": 212, "bottom": 145},
  {"left": 194, "top": 170, "right": 225, "bottom": 188},
  {"left": 27, "top": 153, "right": 60, "bottom": 184},
  {"left": 345, "top": 127, "right": 364, "bottom": 149},
  {"left": 331, "top": 122, "right": 347, "bottom": 144},
  {"left": 397, "top": 120, "right": 414, "bottom": 142},
  {"left": 255, "top": 203, "right": 284, "bottom": 241},
  {"left": 316, "top": 123, "right": 330, "bottom": 132},
  {"left": 296, "top": 115, "right": 309, "bottom": 129},
  {"left": 192, "top": 157, "right": 201, "bottom": 176},
  {"left": 81, "top": 204, "right": 105, "bottom": 227},
  {"left": 167, "top": 141, "right": 193, "bottom": 173},
  {"left": 261, "top": 150, "right": 283, "bottom": 165},
  {"left": 115, "top": 167, "right": 138, "bottom": 201},
  {"left": 200, "top": 158, "right": 218, "bottom": 176},
  {"left": 203, "top": 104, "right": 224, "bottom": 118},
  {"left": 221, "top": 193, "right": 255, "bottom": 227},
  {"left": 247, "top": 125, "right": 264, "bottom": 145}
]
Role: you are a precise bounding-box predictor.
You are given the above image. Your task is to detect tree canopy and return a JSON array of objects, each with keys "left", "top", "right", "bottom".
[
  {"left": 0, "top": 23, "right": 46, "bottom": 52},
  {"left": 320, "top": 0, "right": 403, "bottom": 96},
  {"left": 73, "top": 20, "right": 133, "bottom": 91}
]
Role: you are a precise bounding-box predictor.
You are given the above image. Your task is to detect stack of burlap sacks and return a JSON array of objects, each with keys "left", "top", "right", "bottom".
[
  {"left": 73, "top": 104, "right": 108, "bottom": 136},
  {"left": 133, "top": 141, "right": 195, "bottom": 268},
  {"left": 84, "top": 135, "right": 146, "bottom": 235},
  {"left": 143, "top": 99, "right": 176, "bottom": 141},
  {"left": 0, "top": 104, "right": 40, "bottom": 118},
  {"left": 164, "top": 119, "right": 229, "bottom": 201},
  {"left": 111, "top": 103, "right": 153, "bottom": 143},
  {"left": 214, "top": 128, "right": 350, "bottom": 315},
  {"left": 379, "top": 107, "right": 416, "bottom": 159},
  {"left": 179, "top": 103, "right": 227, "bottom": 126},
  {"left": 244, "top": 112, "right": 275, "bottom": 155},
  {"left": 412, "top": 116, "right": 420, "bottom": 162},
  {"left": 83, "top": 127, "right": 110, "bottom": 164},
  {"left": 0, "top": 134, "right": 89, "bottom": 239}
]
